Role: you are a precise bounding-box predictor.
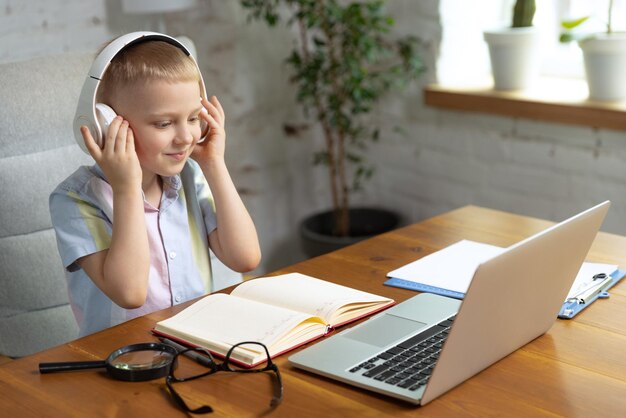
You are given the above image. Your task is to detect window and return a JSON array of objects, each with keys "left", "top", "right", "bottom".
[{"left": 437, "top": 0, "right": 626, "bottom": 86}]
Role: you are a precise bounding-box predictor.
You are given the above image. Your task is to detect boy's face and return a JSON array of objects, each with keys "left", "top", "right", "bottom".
[{"left": 112, "top": 79, "right": 204, "bottom": 179}]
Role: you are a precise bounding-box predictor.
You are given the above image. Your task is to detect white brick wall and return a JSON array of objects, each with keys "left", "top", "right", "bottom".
[
  {"left": 3, "top": 0, "right": 626, "bottom": 275},
  {"left": 0, "top": 0, "right": 112, "bottom": 62},
  {"left": 371, "top": 102, "right": 626, "bottom": 237}
]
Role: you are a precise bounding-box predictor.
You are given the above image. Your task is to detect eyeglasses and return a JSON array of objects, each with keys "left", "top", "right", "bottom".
[{"left": 165, "top": 341, "right": 283, "bottom": 414}]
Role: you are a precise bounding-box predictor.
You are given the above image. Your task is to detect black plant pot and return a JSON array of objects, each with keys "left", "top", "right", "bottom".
[{"left": 299, "top": 207, "right": 401, "bottom": 258}]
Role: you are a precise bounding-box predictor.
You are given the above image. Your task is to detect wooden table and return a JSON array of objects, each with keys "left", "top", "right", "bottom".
[{"left": 2, "top": 206, "right": 626, "bottom": 417}]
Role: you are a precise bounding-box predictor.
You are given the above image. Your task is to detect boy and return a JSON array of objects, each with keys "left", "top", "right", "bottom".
[{"left": 50, "top": 38, "right": 261, "bottom": 336}]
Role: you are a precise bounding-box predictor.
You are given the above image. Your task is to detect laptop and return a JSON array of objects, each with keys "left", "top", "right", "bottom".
[{"left": 289, "top": 201, "right": 610, "bottom": 405}]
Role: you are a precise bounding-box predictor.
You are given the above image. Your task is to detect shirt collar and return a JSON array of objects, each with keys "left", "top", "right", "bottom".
[
  {"left": 90, "top": 164, "right": 182, "bottom": 191},
  {"left": 90, "top": 164, "right": 182, "bottom": 208},
  {"left": 162, "top": 174, "right": 182, "bottom": 191}
]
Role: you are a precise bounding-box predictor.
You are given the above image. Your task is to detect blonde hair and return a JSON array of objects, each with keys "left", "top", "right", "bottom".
[{"left": 97, "top": 40, "right": 201, "bottom": 104}]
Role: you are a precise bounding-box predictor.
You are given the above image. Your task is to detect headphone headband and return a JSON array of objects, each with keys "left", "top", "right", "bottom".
[
  {"left": 74, "top": 31, "right": 207, "bottom": 154},
  {"left": 88, "top": 32, "right": 192, "bottom": 81}
]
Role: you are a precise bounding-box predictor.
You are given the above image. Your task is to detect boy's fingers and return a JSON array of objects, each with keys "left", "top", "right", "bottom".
[
  {"left": 211, "top": 95, "right": 225, "bottom": 121},
  {"left": 81, "top": 126, "right": 102, "bottom": 159},
  {"left": 103, "top": 116, "right": 123, "bottom": 154},
  {"left": 201, "top": 97, "right": 214, "bottom": 113},
  {"left": 202, "top": 97, "right": 223, "bottom": 126},
  {"left": 126, "top": 127, "right": 135, "bottom": 152},
  {"left": 204, "top": 112, "right": 220, "bottom": 130},
  {"left": 115, "top": 121, "right": 129, "bottom": 152}
]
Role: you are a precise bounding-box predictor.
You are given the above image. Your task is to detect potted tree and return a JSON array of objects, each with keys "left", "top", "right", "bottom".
[
  {"left": 560, "top": 0, "right": 626, "bottom": 101},
  {"left": 483, "top": 0, "right": 539, "bottom": 90},
  {"left": 240, "top": 0, "right": 424, "bottom": 257}
]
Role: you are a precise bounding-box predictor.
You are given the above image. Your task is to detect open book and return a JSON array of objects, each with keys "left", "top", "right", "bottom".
[{"left": 153, "top": 273, "right": 395, "bottom": 367}]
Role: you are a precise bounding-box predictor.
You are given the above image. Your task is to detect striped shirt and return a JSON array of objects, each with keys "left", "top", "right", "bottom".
[{"left": 50, "top": 159, "right": 217, "bottom": 336}]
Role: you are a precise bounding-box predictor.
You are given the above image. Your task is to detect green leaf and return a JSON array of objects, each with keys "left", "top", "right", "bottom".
[
  {"left": 561, "top": 16, "right": 590, "bottom": 29},
  {"left": 559, "top": 32, "right": 592, "bottom": 43}
]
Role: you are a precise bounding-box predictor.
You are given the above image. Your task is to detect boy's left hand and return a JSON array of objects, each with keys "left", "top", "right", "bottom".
[{"left": 192, "top": 95, "right": 226, "bottom": 164}]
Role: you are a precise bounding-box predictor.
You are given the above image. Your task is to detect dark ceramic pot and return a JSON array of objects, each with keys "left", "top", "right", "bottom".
[{"left": 300, "top": 207, "right": 401, "bottom": 258}]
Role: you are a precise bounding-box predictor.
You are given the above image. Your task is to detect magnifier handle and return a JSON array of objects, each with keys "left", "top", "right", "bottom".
[{"left": 39, "top": 360, "right": 107, "bottom": 374}]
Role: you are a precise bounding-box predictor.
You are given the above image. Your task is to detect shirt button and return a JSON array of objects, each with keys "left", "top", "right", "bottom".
[
  {"left": 169, "top": 251, "right": 177, "bottom": 259},
  {"left": 175, "top": 295, "right": 182, "bottom": 303}
]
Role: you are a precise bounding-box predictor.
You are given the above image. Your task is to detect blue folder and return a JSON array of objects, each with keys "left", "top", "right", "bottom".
[
  {"left": 384, "top": 268, "right": 626, "bottom": 319},
  {"left": 383, "top": 277, "right": 465, "bottom": 299},
  {"left": 557, "top": 269, "right": 626, "bottom": 319}
]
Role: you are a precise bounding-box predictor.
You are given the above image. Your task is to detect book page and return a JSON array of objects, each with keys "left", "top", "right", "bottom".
[
  {"left": 154, "top": 293, "right": 327, "bottom": 363},
  {"left": 231, "top": 273, "right": 393, "bottom": 325}
]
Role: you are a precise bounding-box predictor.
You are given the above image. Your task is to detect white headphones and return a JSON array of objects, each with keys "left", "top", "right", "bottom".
[{"left": 73, "top": 31, "right": 208, "bottom": 155}]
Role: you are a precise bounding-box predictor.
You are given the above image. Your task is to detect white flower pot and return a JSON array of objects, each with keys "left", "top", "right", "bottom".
[
  {"left": 579, "top": 33, "right": 626, "bottom": 101},
  {"left": 484, "top": 27, "right": 540, "bottom": 91}
]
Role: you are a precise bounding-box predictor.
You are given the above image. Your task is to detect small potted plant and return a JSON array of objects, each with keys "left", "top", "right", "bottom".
[
  {"left": 483, "top": 0, "right": 539, "bottom": 90},
  {"left": 560, "top": 0, "right": 626, "bottom": 101},
  {"left": 240, "top": 0, "right": 424, "bottom": 256}
]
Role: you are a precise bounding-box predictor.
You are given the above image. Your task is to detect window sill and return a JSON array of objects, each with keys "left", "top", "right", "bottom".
[{"left": 423, "top": 77, "right": 626, "bottom": 131}]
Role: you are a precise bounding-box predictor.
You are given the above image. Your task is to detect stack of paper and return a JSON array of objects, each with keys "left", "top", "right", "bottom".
[{"left": 386, "top": 239, "right": 617, "bottom": 301}]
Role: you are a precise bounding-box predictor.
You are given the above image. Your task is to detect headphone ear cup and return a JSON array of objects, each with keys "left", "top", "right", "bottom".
[
  {"left": 95, "top": 103, "right": 118, "bottom": 148},
  {"left": 199, "top": 108, "right": 209, "bottom": 143}
]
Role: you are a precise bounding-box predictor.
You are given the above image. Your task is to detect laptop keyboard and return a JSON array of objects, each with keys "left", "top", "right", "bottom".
[{"left": 349, "top": 315, "right": 455, "bottom": 392}]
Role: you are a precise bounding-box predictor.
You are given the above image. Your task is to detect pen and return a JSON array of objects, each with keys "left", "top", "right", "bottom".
[
  {"left": 576, "top": 275, "right": 613, "bottom": 304},
  {"left": 158, "top": 337, "right": 215, "bottom": 368}
]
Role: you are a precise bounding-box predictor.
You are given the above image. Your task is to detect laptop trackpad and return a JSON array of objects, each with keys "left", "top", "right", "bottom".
[{"left": 344, "top": 314, "right": 427, "bottom": 348}]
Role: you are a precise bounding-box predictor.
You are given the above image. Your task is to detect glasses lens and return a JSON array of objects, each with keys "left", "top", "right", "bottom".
[
  {"left": 224, "top": 342, "right": 270, "bottom": 371},
  {"left": 223, "top": 342, "right": 283, "bottom": 407},
  {"left": 110, "top": 349, "right": 174, "bottom": 371},
  {"left": 170, "top": 348, "right": 215, "bottom": 381}
]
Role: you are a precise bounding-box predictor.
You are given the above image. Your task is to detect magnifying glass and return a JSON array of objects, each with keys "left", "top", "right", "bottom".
[{"left": 39, "top": 342, "right": 178, "bottom": 382}]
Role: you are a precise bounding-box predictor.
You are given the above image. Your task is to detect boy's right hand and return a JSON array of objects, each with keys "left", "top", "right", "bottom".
[{"left": 81, "top": 116, "right": 143, "bottom": 193}]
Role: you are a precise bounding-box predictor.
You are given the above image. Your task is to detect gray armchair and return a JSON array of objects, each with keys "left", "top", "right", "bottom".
[{"left": 0, "top": 52, "right": 93, "bottom": 356}]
